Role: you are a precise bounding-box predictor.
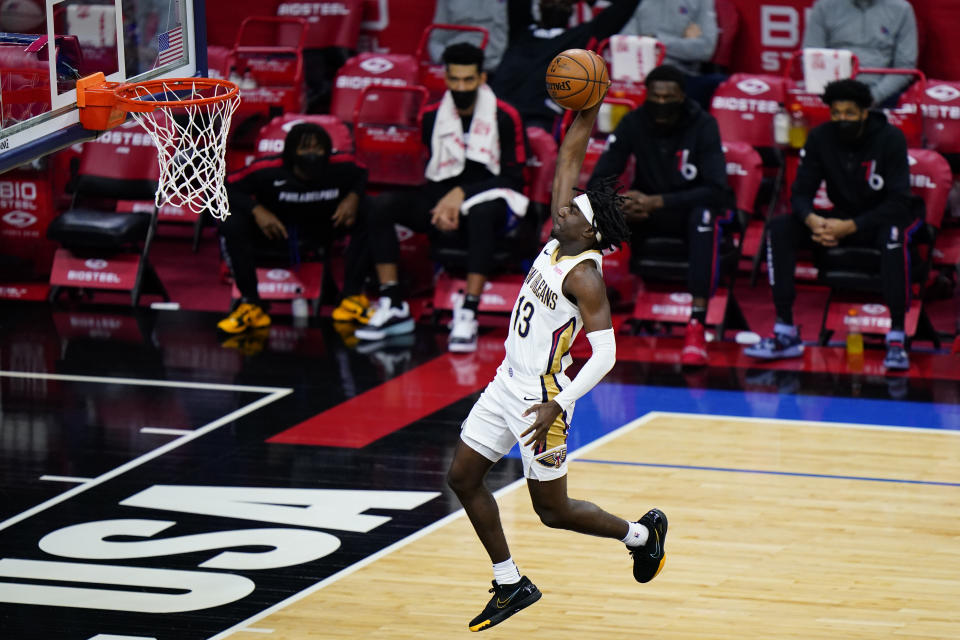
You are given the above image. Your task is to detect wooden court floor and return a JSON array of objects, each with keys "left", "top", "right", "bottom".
[{"left": 221, "top": 413, "right": 960, "bottom": 639}]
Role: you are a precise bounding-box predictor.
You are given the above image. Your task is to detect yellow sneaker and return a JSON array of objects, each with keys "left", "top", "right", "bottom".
[
  {"left": 220, "top": 327, "right": 270, "bottom": 356},
  {"left": 332, "top": 294, "right": 372, "bottom": 324},
  {"left": 331, "top": 320, "right": 359, "bottom": 348},
  {"left": 217, "top": 302, "right": 271, "bottom": 334}
]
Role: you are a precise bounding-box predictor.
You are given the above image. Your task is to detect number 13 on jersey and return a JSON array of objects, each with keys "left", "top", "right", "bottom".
[{"left": 513, "top": 296, "right": 535, "bottom": 337}]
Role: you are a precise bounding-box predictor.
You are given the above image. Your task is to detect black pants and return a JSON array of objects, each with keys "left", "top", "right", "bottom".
[
  {"left": 219, "top": 198, "right": 372, "bottom": 303},
  {"left": 629, "top": 206, "right": 730, "bottom": 299},
  {"left": 766, "top": 212, "right": 921, "bottom": 328},
  {"left": 369, "top": 185, "right": 509, "bottom": 277}
]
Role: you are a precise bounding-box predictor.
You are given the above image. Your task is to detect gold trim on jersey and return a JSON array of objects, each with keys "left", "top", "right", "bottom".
[
  {"left": 539, "top": 374, "right": 570, "bottom": 452},
  {"left": 550, "top": 246, "right": 602, "bottom": 266},
  {"left": 545, "top": 318, "right": 576, "bottom": 375}
]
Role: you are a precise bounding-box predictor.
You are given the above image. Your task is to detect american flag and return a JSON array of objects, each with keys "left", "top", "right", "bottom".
[{"left": 156, "top": 26, "right": 184, "bottom": 67}]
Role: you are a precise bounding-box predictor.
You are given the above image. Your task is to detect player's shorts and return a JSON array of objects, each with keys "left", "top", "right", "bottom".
[{"left": 460, "top": 366, "right": 573, "bottom": 481}]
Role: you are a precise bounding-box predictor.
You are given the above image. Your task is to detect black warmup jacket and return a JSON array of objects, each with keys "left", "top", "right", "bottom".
[
  {"left": 492, "top": 0, "right": 642, "bottom": 126},
  {"left": 226, "top": 156, "right": 367, "bottom": 221},
  {"left": 588, "top": 99, "right": 732, "bottom": 211},
  {"left": 791, "top": 111, "right": 918, "bottom": 232}
]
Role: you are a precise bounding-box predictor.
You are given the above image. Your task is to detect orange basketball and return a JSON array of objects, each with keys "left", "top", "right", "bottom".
[{"left": 545, "top": 49, "right": 610, "bottom": 111}]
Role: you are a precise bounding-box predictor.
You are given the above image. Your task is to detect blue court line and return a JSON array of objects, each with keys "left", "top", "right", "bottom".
[
  {"left": 505, "top": 383, "right": 960, "bottom": 460},
  {"left": 573, "top": 458, "right": 960, "bottom": 488}
]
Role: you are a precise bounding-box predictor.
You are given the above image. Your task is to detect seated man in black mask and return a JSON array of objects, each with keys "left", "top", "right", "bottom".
[
  {"left": 588, "top": 64, "right": 732, "bottom": 367},
  {"left": 744, "top": 78, "right": 921, "bottom": 371},
  {"left": 217, "top": 122, "right": 372, "bottom": 334}
]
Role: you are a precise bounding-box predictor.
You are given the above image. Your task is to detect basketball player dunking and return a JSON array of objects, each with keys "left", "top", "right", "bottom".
[{"left": 446, "top": 93, "right": 668, "bottom": 632}]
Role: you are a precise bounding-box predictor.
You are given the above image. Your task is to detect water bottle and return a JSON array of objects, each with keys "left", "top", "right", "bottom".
[
  {"left": 845, "top": 308, "right": 863, "bottom": 355},
  {"left": 291, "top": 297, "right": 309, "bottom": 326},
  {"left": 773, "top": 103, "right": 790, "bottom": 146},
  {"left": 788, "top": 104, "right": 808, "bottom": 149}
]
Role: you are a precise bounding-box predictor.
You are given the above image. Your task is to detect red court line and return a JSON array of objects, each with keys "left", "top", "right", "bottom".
[
  {"left": 268, "top": 342, "right": 503, "bottom": 448},
  {"left": 272, "top": 330, "right": 960, "bottom": 450}
]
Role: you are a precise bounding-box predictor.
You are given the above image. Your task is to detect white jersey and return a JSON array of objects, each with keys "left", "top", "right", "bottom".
[{"left": 502, "top": 238, "right": 603, "bottom": 391}]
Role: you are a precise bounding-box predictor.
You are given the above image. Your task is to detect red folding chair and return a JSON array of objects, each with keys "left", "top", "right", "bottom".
[
  {"left": 922, "top": 79, "right": 960, "bottom": 154},
  {"left": 709, "top": 73, "right": 787, "bottom": 147},
  {"left": 276, "top": 0, "right": 363, "bottom": 50},
  {"left": 415, "top": 24, "right": 490, "bottom": 103},
  {"left": 353, "top": 84, "right": 429, "bottom": 187},
  {"left": 254, "top": 113, "right": 354, "bottom": 159},
  {"left": 330, "top": 53, "right": 419, "bottom": 125},
  {"left": 226, "top": 16, "right": 309, "bottom": 147},
  {"left": 45, "top": 120, "right": 167, "bottom": 306},
  {"left": 723, "top": 140, "right": 765, "bottom": 267}
]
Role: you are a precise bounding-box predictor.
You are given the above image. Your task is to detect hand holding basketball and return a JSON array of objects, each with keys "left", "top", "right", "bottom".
[{"left": 545, "top": 49, "right": 610, "bottom": 111}]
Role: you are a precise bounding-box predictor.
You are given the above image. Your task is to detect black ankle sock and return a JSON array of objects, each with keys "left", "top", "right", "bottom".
[
  {"left": 463, "top": 294, "right": 481, "bottom": 314},
  {"left": 242, "top": 297, "right": 266, "bottom": 311},
  {"left": 690, "top": 305, "right": 706, "bottom": 324},
  {"left": 379, "top": 283, "right": 403, "bottom": 308},
  {"left": 774, "top": 305, "right": 793, "bottom": 326}
]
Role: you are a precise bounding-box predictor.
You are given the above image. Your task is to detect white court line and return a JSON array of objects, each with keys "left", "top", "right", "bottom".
[
  {"left": 0, "top": 370, "right": 285, "bottom": 394},
  {"left": 39, "top": 475, "right": 93, "bottom": 483},
  {"left": 0, "top": 371, "right": 292, "bottom": 533},
  {"left": 210, "top": 413, "right": 660, "bottom": 640},
  {"left": 649, "top": 410, "right": 960, "bottom": 437},
  {"left": 140, "top": 427, "right": 193, "bottom": 436},
  {"left": 235, "top": 629, "right": 274, "bottom": 635}
]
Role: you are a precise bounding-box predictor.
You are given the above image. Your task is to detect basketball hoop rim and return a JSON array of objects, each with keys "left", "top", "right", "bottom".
[
  {"left": 76, "top": 72, "right": 240, "bottom": 129},
  {"left": 114, "top": 77, "right": 240, "bottom": 113}
]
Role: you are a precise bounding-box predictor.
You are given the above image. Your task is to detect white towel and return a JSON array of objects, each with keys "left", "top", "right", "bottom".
[
  {"left": 609, "top": 35, "right": 661, "bottom": 83},
  {"left": 425, "top": 84, "right": 501, "bottom": 182},
  {"left": 461, "top": 187, "right": 529, "bottom": 218},
  {"left": 802, "top": 48, "right": 855, "bottom": 95}
]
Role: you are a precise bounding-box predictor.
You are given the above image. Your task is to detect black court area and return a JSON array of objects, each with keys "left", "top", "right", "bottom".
[{"left": 1, "top": 300, "right": 959, "bottom": 640}]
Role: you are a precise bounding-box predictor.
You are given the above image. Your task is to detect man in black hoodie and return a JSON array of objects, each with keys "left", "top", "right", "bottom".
[
  {"left": 493, "top": 0, "right": 642, "bottom": 132},
  {"left": 588, "top": 64, "right": 732, "bottom": 367},
  {"left": 217, "top": 123, "right": 372, "bottom": 335},
  {"left": 744, "top": 78, "right": 921, "bottom": 371}
]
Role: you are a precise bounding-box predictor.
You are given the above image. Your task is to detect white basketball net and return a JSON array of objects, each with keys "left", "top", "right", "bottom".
[{"left": 124, "top": 81, "right": 240, "bottom": 221}]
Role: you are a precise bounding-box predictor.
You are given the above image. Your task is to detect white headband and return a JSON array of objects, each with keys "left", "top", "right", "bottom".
[{"left": 572, "top": 193, "right": 601, "bottom": 243}]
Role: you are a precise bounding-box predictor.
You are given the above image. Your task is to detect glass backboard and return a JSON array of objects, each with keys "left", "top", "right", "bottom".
[{"left": 0, "top": 0, "right": 206, "bottom": 172}]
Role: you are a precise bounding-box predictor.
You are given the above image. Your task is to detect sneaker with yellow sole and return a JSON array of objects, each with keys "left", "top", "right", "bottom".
[
  {"left": 217, "top": 302, "right": 271, "bottom": 334},
  {"left": 220, "top": 327, "right": 270, "bottom": 356},
  {"left": 332, "top": 295, "right": 373, "bottom": 324}
]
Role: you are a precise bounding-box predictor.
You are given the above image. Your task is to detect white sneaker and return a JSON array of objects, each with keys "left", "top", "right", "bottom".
[
  {"left": 448, "top": 307, "right": 478, "bottom": 352},
  {"left": 355, "top": 296, "right": 415, "bottom": 341}
]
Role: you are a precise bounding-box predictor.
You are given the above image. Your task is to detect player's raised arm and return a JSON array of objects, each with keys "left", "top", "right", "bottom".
[
  {"left": 552, "top": 100, "right": 604, "bottom": 218},
  {"left": 547, "top": 49, "right": 610, "bottom": 217}
]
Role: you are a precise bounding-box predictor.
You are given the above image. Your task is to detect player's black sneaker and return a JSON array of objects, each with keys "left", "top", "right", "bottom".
[
  {"left": 467, "top": 576, "right": 541, "bottom": 632},
  {"left": 630, "top": 508, "right": 668, "bottom": 583}
]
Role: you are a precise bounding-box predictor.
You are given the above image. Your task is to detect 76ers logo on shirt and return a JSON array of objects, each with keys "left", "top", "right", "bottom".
[
  {"left": 862, "top": 160, "right": 884, "bottom": 191},
  {"left": 676, "top": 149, "right": 698, "bottom": 180}
]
